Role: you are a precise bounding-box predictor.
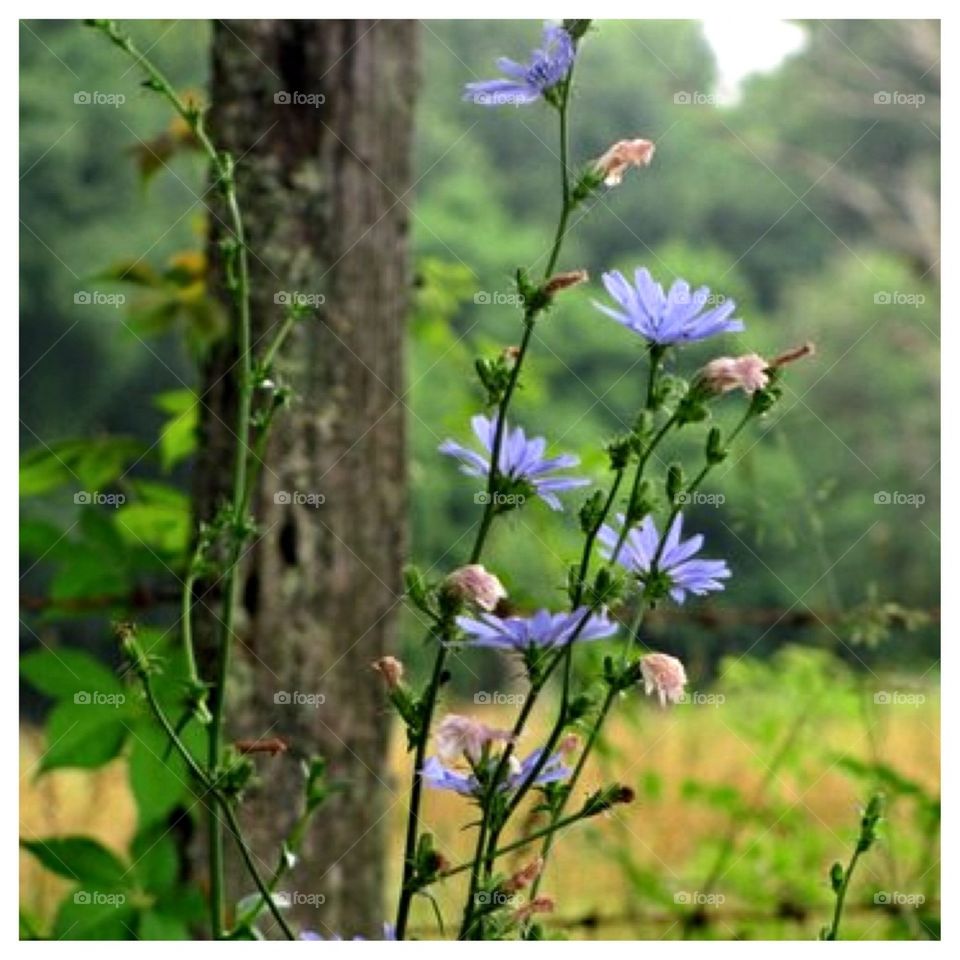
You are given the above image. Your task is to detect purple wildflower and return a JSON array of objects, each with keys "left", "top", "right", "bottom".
[
  {"left": 439, "top": 414, "right": 589, "bottom": 511},
  {"left": 598, "top": 512, "right": 731, "bottom": 603},
  {"left": 421, "top": 748, "right": 570, "bottom": 798},
  {"left": 456, "top": 606, "right": 617, "bottom": 651},
  {"left": 464, "top": 24, "right": 575, "bottom": 106},
  {"left": 593, "top": 268, "right": 744, "bottom": 345}
]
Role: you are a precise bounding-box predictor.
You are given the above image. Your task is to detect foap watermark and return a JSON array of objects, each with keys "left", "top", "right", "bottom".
[
  {"left": 677, "top": 491, "right": 725, "bottom": 507},
  {"left": 673, "top": 90, "right": 733, "bottom": 107},
  {"left": 874, "top": 291, "right": 925, "bottom": 307},
  {"left": 274, "top": 490, "right": 326, "bottom": 508},
  {"left": 468, "top": 91, "right": 527, "bottom": 107},
  {"left": 474, "top": 491, "right": 525, "bottom": 507},
  {"left": 475, "top": 890, "right": 522, "bottom": 907},
  {"left": 874, "top": 891, "right": 925, "bottom": 907},
  {"left": 678, "top": 690, "right": 725, "bottom": 707},
  {"left": 874, "top": 690, "right": 926, "bottom": 707},
  {"left": 275, "top": 890, "right": 327, "bottom": 908},
  {"left": 474, "top": 691, "right": 526, "bottom": 706},
  {"left": 74, "top": 691, "right": 126, "bottom": 707},
  {"left": 474, "top": 290, "right": 525, "bottom": 307},
  {"left": 74, "top": 290, "right": 125, "bottom": 307},
  {"left": 874, "top": 491, "right": 925, "bottom": 508},
  {"left": 74, "top": 891, "right": 126, "bottom": 906},
  {"left": 874, "top": 91, "right": 925, "bottom": 108},
  {"left": 74, "top": 90, "right": 125, "bottom": 108},
  {"left": 274, "top": 291, "right": 325, "bottom": 307},
  {"left": 74, "top": 490, "right": 126, "bottom": 508},
  {"left": 674, "top": 891, "right": 725, "bottom": 906},
  {"left": 274, "top": 91, "right": 326, "bottom": 107},
  {"left": 274, "top": 690, "right": 326, "bottom": 708}
]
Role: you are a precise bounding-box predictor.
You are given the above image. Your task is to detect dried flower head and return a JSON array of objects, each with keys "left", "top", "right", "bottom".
[
  {"left": 371, "top": 655, "right": 404, "bottom": 691},
  {"left": 594, "top": 138, "right": 655, "bottom": 186},
  {"left": 640, "top": 652, "right": 688, "bottom": 706},
  {"left": 434, "top": 713, "right": 513, "bottom": 763},
  {"left": 699, "top": 353, "right": 770, "bottom": 395},
  {"left": 445, "top": 564, "right": 508, "bottom": 612},
  {"left": 771, "top": 341, "right": 816, "bottom": 368},
  {"left": 545, "top": 269, "right": 589, "bottom": 295}
]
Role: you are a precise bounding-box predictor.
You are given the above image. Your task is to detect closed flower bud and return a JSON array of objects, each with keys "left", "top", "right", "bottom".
[
  {"left": 514, "top": 895, "right": 555, "bottom": 921},
  {"left": 371, "top": 656, "right": 404, "bottom": 691},
  {"left": 445, "top": 564, "right": 507, "bottom": 611},
  {"left": 545, "top": 269, "right": 589, "bottom": 295},
  {"left": 594, "top": 138, "right": 655, "bottom": 186},
  {"left": 699, "top": 354, "right": 769, "bottom": 395},
  {"left": 504, "top": 857, "right": 544, "bottom": 893},
  {"left": 559, "top": 733, "right": 580, "bottom": 755},
  {"left": 640, "top": 652, "right": 687, "bottom": 707}
]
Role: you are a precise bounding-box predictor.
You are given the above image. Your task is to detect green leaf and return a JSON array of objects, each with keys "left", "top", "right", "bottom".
[
  {"left": 21, "top": 836, "right": 128, "bottom": 887},
  {"left": 131, "top": 826, "right": 180, "bottom": 894},
  {"left": 115, "top": 482, "right": 190, "bottom": 555},
  {"left": 137, "top": 910, "right": 190, "bottom": 940},
  {"left": 154, "top": 389, "right": 198, "bottom": 471},
  {"left": 38, "top": 700, "right": 129, "bottom": 774},
  {"left": 19, "top": 437, "right": 141, "bottom": 498},
  {"left": 20, "top": 648, "right": 123, "bottom": 700},
  {"left": 52, "top": 889, "right": 137, "bottom": 940},
  {"left": 128, "top": 723, "right": 192, "bottom": 827}
]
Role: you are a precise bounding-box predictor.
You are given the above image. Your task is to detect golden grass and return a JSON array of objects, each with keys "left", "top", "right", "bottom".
[{"left": 20, "top": 687, "right": 939, "bottom": 939}]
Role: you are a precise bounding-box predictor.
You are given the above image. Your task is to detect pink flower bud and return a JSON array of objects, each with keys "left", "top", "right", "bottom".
[
  {"left": 435, "top": 713, "right": 513, "bottom": 763},
  {"left": 640, "top": 652, "right": 687, "bottom": 707},
  {"left": 514, "top": 895, "right": 555, "bottom": 921},
  {"left": 445, "top": 564, "right": 507, "bottom": 611},
  {"left": 594, "top": 138, "right": 655, "bottom": 186},
  {"left": 504, "top": 857, "right": 543, "bottom": 893},
  {"left": 371, "top": 656, "right": 404, "bottom": 691},
  {"left": 699, "top": 353, "right": 769, "bottom": 395}
]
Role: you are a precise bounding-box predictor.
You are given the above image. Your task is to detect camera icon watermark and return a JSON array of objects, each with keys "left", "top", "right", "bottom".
[
  {"left": 73, "top": 891, "right": 126, "bottom": 906},
  {"left": 677, "top": 691, "right": 725, "bottom": 707},
  {"left": 873, "top": 690, "right": 926, "bottom": 707},
  {"left": 874, "top": 91, "right": 925, "bottom": 108},
  {"left": 74, "top": 290, "right": 126, "bottom": 307},
  {"left": 474, "top": 691, "right": 526, "bottom": 706},
  {"left": 274, "top": 91, "right": 326, "bottom": 107},
  {"left": 473, "top": 290, "right": 525, "bottom": 306},
  {"left": 274, "top": 690, "right": 326, "bottom": 708},
  {"left": 275, "top": 890, "right": 327, "bottom": 908},
  {"left": 873, "top": 290, "right": 925, "bottom": 307},
  {"left": 474, "top": 491, "right": 525, "bottom": 507},
  {"left": 676, "top": 491, "right": 725, "bottom": 507},
  {"left": 674, "top": 891, "right": 725, "bottom": 906},
  {"left": 74, "top": 90, "right": 126, "bottom": 108},
  {"left": 874, "top": 891, "right": 925, "bottom": 906},
  {"left": 74, "top": 490, "right": 126, "bottom": 508},
  {"left": 274, "top": 490, "right": 326, "bottom": 508},
  {"left": 274, "top": 290, "right": 325, "bottom": 308},
  {"left": 74, "top": 691, "right": 126, "bottom": 707},
  {"left": 873, "top": 491, "right": 925, "bottom": 508}
]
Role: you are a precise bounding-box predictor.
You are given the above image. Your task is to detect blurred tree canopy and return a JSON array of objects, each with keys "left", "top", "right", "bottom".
[{"left": 20, "top": 20, "right": 939, "bottom": 689}]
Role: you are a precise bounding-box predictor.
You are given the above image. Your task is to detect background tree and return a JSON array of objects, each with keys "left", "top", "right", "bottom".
[{"left": 193, "top": 20, "right": 418, "bottom": 935}]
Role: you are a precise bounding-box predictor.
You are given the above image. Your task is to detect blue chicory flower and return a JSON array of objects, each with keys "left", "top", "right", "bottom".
[
  {"left": 456, "top": 606, "right": 618, "bottom": 651},
  {"left": 421, "top": 748, "right": 570, "bottom": 798},
  {"left": 463, "top": 23, "right": 575, "bottom": 106},
  {"left": 439, "top": 414, "right": 589, "bottom": 511},
  {"left": 593, "top": 268, "right": 744, "bottom": 345},
  {"left": 598, "top": 512, "right": 731, "bottom": 603}
]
